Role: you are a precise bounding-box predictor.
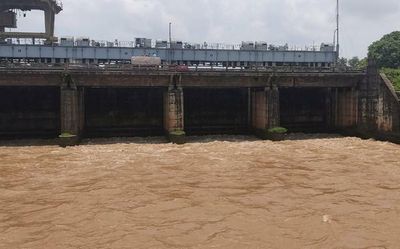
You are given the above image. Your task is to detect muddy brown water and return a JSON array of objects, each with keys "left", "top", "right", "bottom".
[{"left": 0, "top": 134, "right": 399, "bottom": 249}]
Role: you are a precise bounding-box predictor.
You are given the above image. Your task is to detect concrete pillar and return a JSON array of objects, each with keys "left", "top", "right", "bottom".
[
  {"left": 164, "top": 86, "right": 185, "bottom": 144},
  {"left": 325, "top": 87, "right": 333, "bottom": 129},
  {"left": 251, "top": 86, "right": 280, "bottom": 138},
  {"left": 267, "top": 85, "right": 280, "bottom": 128},
  {"left": 60, "top": 86, "right": 85, "bottom": 136},
  {"left": 358, "top": 60, "right": 380, "bottom": 133},
  {"left": 251, "top": 89, "right": 267, "bottom": 132},
  {"left": 44, "top": 9, "right": 55, "bottom": 42}
]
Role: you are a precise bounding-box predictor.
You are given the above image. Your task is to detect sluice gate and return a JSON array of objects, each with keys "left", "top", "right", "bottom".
[
  {"left": 184, "top": 88, "right": 249, "bottom": 135},
  {"left": 0, "top": 86, "right": 60, "bottom": 138},
  {"left": 280, "top": 88, "right": 329, "bottom": 132},
  {"left": 85, "top": 88, "right": 164, "bottom": 137}
]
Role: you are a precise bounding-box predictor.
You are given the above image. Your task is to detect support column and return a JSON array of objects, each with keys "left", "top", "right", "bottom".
[
  {"left": 251, "top": 86, "right": 280, "bottom": 139},
  {"left": 358, "top": 60, "right": 380, "bottom": 133},
  {"left": 44, "top": 9, "right": 56, "bottom": 43},
  {"left": 251, "top": 88, "right": 267, "bottom": 134},
  {"left": 60, "top": 85, "right": 84, "bottom": 146},
  {"left": 164, "top": 85, "right": 185, "bottom": 144},
  {"left": 325, "top": 87, "right": 333, "bottom": 130},
  {"left": 267, "top": 85, "right": 280, "bottom": 128}
]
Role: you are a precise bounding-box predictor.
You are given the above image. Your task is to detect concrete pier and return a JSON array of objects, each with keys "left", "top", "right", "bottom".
[
  {"left": 60, "top": 86, "right": 84, "bottom": 137},
  {"left": 164, "top": 86, "right": 185, "bottom": 143},
  {"left": 267, "top": 86, "right": 281, "bottom": 129},
  {"left": 251, "top": 86, "right": 280, "bottom": 138}
]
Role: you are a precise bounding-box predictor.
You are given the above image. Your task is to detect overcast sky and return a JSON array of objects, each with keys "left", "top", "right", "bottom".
[{"left": 12, "top": 0, "right": 400, "bottom": 58}]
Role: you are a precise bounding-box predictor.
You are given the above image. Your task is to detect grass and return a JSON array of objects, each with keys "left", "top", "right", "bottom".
[
  {"left": 381, "top": 68, "right": 400, "bottom": 91},
  {"left": 268, "top": 127, "right": 288, "bottom": 134},
  {"left": 170, "top": 130, "right": 186, "bottom": 136},
  {"left": 59, "top": 133, "right": 77, "bottom": 138}
]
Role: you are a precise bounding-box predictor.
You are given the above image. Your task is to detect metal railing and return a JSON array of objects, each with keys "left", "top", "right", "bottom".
[
  {"left": 0, "top": 62, "right": 365, "bottom": 74},
  {"left": 2, "top": 38, "right": 330, "bottom": 52}
]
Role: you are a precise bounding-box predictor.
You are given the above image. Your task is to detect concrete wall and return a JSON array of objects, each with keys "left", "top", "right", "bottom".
[{"left": 0, "top": 70, "right": 362, "bottom": 88}]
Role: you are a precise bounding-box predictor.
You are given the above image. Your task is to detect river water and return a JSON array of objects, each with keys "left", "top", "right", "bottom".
[{"left": 0, "top": 134, "right": 399, "bottom": 249}]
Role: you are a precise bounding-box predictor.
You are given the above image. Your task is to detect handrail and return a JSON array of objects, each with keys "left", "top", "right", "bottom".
[
  {"left": 1, "top": 38, "right": 332, "bottom": 52},
  {"left": 0, "top": 63, "right": 365, "bottom": 74}
]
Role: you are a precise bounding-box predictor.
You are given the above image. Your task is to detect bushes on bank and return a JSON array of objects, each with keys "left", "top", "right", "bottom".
[{"left": 381, "top": 68, "right": 400, "bottom": 91}]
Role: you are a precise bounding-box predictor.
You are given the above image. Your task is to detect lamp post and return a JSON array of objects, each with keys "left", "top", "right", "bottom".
[
  {"left": 168, "top": 22, "right": 172, "bottom": 65},
  {"left": 336, "top": 0, "right": 340, "bottom": 62}
]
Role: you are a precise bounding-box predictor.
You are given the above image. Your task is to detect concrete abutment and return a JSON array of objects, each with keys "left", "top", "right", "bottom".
[{"left": 356, "top": 61, "right": 400, "bottom": 142}]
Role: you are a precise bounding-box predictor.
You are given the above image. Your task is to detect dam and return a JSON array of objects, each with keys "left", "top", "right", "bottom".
[
  {"left": 0, "top": 62, "right": 398, "bottom": 144},
  {"left": 2, "top": 1, "right": 400, "bottom": 249},
  {"left": 0, "top": 0, "right": 398, "bottom": 143}
]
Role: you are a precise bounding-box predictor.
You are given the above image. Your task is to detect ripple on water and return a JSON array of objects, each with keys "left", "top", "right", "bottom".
[{"left": 0, "top": 134, "right": 400, "bottom": 249}]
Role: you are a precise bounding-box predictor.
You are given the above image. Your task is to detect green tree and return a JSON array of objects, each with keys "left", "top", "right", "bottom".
[
  {"left": 348, "top": 56, "right": 367, "bottom": 70},
  {"left": 337, "top": 57, "right": 348, "bottom": 69},
  {"left": 348, "top": 56, "right": 359, "bottom": 69},
  {"left": 368, "top": 31, "right": 400, "bottom": 68},
  {"left": 357, "top": 58, "right": 368, "bottom": 70}
]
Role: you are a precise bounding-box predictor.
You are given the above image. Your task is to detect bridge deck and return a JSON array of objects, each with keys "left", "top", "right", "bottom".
[{"left": 0, "top": 67, "right": 364, "bottom": 88}]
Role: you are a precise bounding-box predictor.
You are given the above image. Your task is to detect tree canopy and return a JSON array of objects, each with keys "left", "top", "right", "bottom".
[
  {"left": 368, "top": 31, "right": 400, "bottom": 68},
  {"left": 336, "top": 56, "right": 367, "bottom": 70}
]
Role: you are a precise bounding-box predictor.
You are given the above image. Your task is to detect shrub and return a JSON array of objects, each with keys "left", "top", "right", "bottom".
[
  {"left": 268, "top": 127, "right": 288, "bottom": 134},
  {"left": 170, "top": 130, "right": 186, "bottom": 136},
  {"left": 59, "top": 133, "right": 77, "bottom": 138},
  {"left": 381, "top": 68, "right": 400, "bottom": 91}
]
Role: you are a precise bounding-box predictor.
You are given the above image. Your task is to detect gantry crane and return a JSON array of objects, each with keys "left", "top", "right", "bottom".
[{"left": 0, "top": 0, "right": 62, "bottom": 43}]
